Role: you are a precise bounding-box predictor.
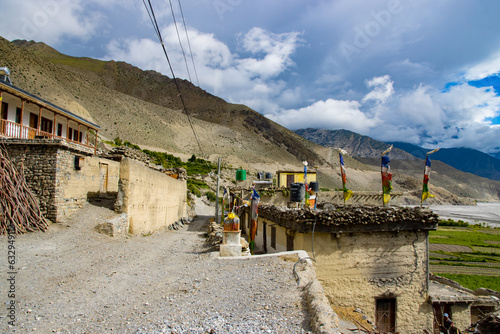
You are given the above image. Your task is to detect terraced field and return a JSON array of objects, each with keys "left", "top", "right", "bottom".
[{"left": 429, "top": 224, "right": 500, "bottom": 291}]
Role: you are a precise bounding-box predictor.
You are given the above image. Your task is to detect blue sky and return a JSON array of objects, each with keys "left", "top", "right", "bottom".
[{"left": 1, "top": 0, "right": 500, "bottom": 155}]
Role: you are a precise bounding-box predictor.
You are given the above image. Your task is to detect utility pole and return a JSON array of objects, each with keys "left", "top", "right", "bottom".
[{"left": 215, "top": 157, "right": 221, "bottom": 224}]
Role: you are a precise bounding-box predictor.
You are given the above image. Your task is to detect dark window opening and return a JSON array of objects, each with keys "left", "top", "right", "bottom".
[
  {"left": 286, "top": 232, "right": 294, "bottom": 251},
  {"left": 271, "top": 226, "right": 276, "bottom": 249},
  {"left": 57, "top": 123, "right": 63, "bottom": 137},
  {"left": 40, "top": 117, "right": 53, "bottom": 133}
]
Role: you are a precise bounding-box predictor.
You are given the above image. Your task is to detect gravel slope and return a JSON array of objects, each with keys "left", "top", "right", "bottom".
[{"left": 0, "top": 199, "right": 311, "bottom": 334}]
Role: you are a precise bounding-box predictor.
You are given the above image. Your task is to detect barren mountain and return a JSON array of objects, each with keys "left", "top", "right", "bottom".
[{"left": 2, "top": 37, "right": 500, "bottom": 203}]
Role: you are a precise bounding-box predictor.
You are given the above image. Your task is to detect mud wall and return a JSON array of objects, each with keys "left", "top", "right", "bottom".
[
  {"left": 297, "top": 230, "right": 433, "bottom": 332},
  {"left": 117, "top": 157, "right": 187, "bottom": 235}
]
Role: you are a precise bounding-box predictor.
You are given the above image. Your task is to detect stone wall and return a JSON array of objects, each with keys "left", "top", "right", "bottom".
[
  {"left": 2, "top": 139, "right": 120, "bottom": 222},
  {"left": 4, "top": 142, "right": 58, "bottom": 220},
  {"left": 116, "top": 158, "right": 187, "bottom": 235}
]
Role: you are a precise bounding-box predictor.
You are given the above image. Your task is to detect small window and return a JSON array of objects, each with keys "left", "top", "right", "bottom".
[
  {"left": 68, "top": 128, "right": 73, "bottom": 140},
  {"left": 271, "top": 226, "right": 276, "bottom": 249},
  {"left": 40, "top": 117, "right": 53, "bottom": 133},
  {"left": 57, "top": 123, "right": 63, "bottom": 137}
]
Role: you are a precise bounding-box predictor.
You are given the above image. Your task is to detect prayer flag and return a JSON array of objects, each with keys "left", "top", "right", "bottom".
[
  {"left": 381, "top": 155, "right": 392, "bottom": 204},
  {"left": 421, "top": 156, "right": 435, "bottom": 202},
  {"left": 339, "top": 153, "right": 353, "bottom": 201}
]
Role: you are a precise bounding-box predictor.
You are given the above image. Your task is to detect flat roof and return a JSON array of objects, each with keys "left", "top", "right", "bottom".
[
  {"left": 257, "top": 204, "right": 439, "bottom": 233},
  {"left": 0, "top": 81, "right": 100, "bottom": 130}
]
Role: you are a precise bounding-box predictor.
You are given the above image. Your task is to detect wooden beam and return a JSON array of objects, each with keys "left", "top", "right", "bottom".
[
  {"left": 94, "top": 130, "right": 98, "bottom": 155},
  {"left": 37, "top": 105, "right": 42, "bottom": 134},
  {"left": 19, "top": 100, "right": 24, "bottom": 138},
  {"left": 66, "top": 117, "right": 70, "bottom": 141},
  {"left": 53, "top": 113, "right": 57, "bottom": 139}
]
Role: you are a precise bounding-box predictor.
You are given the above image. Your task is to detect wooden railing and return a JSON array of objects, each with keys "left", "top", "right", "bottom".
[{"left": 0, "top": 119, "right": 95, "bottom": 149}]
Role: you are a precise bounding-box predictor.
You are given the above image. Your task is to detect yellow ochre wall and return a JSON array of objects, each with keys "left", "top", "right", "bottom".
[
  {"left": 277, "top": 172, "right": 317, "bottom": 188},
  {"left": 118, "top": 158, "right": 187, "bottom": 235},
  {"left": 257, "top": 216, "right": 434, "bottom": 332}
]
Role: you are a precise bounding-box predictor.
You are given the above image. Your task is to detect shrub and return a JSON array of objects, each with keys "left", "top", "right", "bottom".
[{"left": 206, "top": 191, "right": 216, "bottom": 202}]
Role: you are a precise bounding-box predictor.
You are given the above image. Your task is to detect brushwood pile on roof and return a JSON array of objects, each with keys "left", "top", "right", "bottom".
[{"left": 257, "top": 204, "right": 439, "bottom": 233}]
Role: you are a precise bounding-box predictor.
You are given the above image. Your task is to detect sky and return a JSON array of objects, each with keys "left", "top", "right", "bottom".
[{"left": 1, "top": 0, "right": 500, "bottom": 155}]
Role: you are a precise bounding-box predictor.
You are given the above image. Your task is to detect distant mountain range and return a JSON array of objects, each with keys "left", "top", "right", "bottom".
[
  {"left": 388, "top": 142, "right": 500, "bottom": 181},
  {"left": 296, "top": 128, "right": 500, "bottom": 181}
]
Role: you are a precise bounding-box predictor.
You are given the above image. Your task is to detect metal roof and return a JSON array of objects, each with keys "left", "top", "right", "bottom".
[{"left": 0, "top": 81, "right": 100, "bottom": 130}]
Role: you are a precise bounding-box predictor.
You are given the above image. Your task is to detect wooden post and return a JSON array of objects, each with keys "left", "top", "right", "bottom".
[
  {"left": 215, "top": 157, "right": 221, "bottom": 224},
  {"left": 66, "top": 118, "right": 70, "bottom": 141},
  {"left": 53, "top": 113, "right": 57, "bottom": 139},
  {"left": 78, "top": 123, "right": 81, "bottom": 142},
  {"left": 94, "top": 130, "right": 98, "bottom": 155},
  {"left": 37, "top": 105, "right": 42, "bottom": 135},
  {"left": 19, "top": 100, "right": 24, "bottom": 138}
]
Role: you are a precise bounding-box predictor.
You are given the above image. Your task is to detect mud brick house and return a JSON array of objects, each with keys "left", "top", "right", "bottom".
[
  {"left": 251, "top": 204, "right": 439, "bottom": 332},
  {"left": 0, "top": 69, "right": 187, "bottom": 233}
]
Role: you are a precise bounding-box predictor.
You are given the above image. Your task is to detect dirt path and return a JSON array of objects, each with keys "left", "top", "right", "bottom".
[{"left": 0, "top": 199, "right": 311, "bottom": 333}]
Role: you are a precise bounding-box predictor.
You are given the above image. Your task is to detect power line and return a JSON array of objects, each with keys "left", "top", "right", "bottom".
[
  {"left": 168, "top": 0, "right": 192, "bottom": 83},
  {"left": 142, "top": 0, "right": 204, "bottom": 157},
  {"left": 177, "top": 0, "right": 200, "bottom": 87}
]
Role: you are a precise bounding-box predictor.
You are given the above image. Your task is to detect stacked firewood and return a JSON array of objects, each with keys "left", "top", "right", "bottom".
[
  {"left": 257, "top": 203, "right": 439, "bottom": 227},
  {"left": 0, "top": 147, "right": 50, "bottom": 234}
]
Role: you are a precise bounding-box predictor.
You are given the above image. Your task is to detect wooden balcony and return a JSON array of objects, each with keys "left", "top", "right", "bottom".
[{"left": 0, "top": 118, "right": 96, "bottom": 149}]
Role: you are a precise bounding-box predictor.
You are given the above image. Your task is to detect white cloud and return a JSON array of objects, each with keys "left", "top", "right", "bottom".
[
  {"left": 361, "top": 75, "right": 394, "bottom": 104},
  {"left": 103, "top": 25, "right": 303, "bottom": 114},
  {"left": 0, "top": 0, "right": 104, "bottom": 45},
  {"left": 464, "top": 50, "right": 500, "bottom": 81},
  {"left": 266, "top": 99, "right": 377, "bottom": 133}
]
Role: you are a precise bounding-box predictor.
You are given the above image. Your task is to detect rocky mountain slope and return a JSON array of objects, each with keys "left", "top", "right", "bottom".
[{"left": 2, "top": 37, "right": 499, "bottom": 202}]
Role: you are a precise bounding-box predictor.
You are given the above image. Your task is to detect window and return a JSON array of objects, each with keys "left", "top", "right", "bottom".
[
  {"left": 78, "top": 131, "right": 83, "bottom": 142},
  {"left": 68, "top": 128, "right": 73, "bottom": 140},
  {"left": 57, "top": 123, "right": 62, "bottom": 137},
  {"left": 271, "top": 226, "right": 276, "bottom": 249},
  {"left": 15, "top": 107, "right": 21, "bottom": 123},
  {"left": 40, "top": 117, "right": 53, "bottom": 133},
  {"left": 376, "top": 298, "right": 396, "bottom": 332}
]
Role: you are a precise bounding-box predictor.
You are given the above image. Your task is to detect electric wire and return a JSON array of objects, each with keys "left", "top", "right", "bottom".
[
  {"left": 168, "top": 0, "right": 192, "bottom": 83},
  {"left": 177, "top": 0, "right": 200, "bottom": 87},
  {"left": 142, "top": 0, "right": 204, "bottom": 157}
]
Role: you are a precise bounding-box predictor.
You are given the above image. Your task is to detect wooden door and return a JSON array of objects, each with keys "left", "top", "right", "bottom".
[
  {"left": 286, "top": 174, "right": 294, "bottom": 188},
  {"left": 376, "top": 298, "right": 396, "bottom": 333},
  {"left": 99, "top": 163, "right": 108, "bottom": 193}
]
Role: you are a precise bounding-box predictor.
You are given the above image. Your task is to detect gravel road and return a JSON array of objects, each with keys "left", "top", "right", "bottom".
[{"left": 0, "top": 199, "right": 312, "bottom": 334}]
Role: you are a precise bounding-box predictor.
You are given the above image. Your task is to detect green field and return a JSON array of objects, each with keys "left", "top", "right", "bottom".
[{"left": 429, "top": 222, "right": 500, "bottom": 291}]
